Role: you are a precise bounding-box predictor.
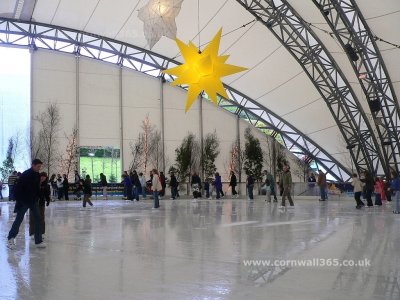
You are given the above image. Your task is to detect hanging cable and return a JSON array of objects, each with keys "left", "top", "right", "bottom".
[
  {"left": 191, "top": 0, "right": 229, "bottom": 46},
  {"left": 374, "top": 36, "right": 400, "bottom": 49},
  {"left": 366, "top": 9, "right": 400, "bottom": 20},
  {"left": 50, "top": 0, "right": 62, "bottom": 24},
  {"left": 255, "top": 69, "right": 305, "bottom": 101},
  {"left": 172, "top": 19, "right": 257, "bottom": 60},
  {"left": 197, "top": 0, "right": 200, "bottom": 51},
  {"left": 222, "top": 20, "right": 257, "bottom": 54},
  {"left": 83, "top": 0, "right": 101, "bottom": 31},
  {"left": 281, "top": 96, "right": 322, "bottom": 117},
  {"left": 114, "top": 0, "right": 142, "bottom": 39},
  {"left": 228, "top": 44, "right": 282, "bottom": 85}
]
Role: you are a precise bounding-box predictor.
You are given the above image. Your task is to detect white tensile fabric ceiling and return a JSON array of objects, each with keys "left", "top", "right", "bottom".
[{"left": 0, "top": 0, "right": 399, "bottom": 171}]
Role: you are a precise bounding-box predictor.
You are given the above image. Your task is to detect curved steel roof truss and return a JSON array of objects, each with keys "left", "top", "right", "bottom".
[
  {"left": 0, "top": 17, "right": 350, "bottom": 181},
  {"left": 235, "top": 0, "right": 388, "bottom": 177},
  {"left": 313, "top": 0, "right": 400, "bottom": 173}
]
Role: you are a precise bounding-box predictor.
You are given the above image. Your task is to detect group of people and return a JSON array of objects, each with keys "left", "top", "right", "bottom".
[
  {"left": 262, "top": 166, "right": 294, "bottom": 209},
  {"left": 6, "top": 159, "right": 100, "bottom": 250},
  {"left": 352, "top": 170, "right": 400, "bottom": 213}
]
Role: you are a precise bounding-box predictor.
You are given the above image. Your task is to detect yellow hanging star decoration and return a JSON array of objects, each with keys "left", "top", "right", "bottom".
[{"left": 163, "top": 28, "right": 247, "bottom": 112}]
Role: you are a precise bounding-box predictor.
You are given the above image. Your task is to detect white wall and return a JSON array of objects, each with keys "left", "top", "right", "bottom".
[{"left": 32, "top": 49, "right": 304, "bottom": 183}]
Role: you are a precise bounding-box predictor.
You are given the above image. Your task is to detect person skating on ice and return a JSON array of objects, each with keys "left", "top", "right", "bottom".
[{"left": 7, "top": 159, "right": 46, "bottom": 249}]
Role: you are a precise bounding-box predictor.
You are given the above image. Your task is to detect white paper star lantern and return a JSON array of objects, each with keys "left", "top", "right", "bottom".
[{"left": 138, "top": 0, "right": 184, "bottom": 49}]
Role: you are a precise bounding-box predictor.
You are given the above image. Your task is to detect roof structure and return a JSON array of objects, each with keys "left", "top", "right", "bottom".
[{"left": 0, "top": 0, "right": 399, "bottom": 181}]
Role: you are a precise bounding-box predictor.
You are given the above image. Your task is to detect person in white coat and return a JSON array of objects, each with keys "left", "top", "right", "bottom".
[
  {"left": 152, "top": 169, "right": 161, "bottom": 209},
  {"left": 139, "top": 173, "right": 146, "bottom": 199},
  {"left": 351, "top": 173, "right": 365, "bottom": 209}
]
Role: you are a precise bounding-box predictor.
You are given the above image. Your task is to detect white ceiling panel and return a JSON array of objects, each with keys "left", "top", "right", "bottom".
[{"left": 7, "top": 0, "right": 398, "bottom": 171}]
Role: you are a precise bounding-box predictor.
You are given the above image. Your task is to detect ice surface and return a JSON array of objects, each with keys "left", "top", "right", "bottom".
[{"left": 1, "top": 198, "right": 399, "bottom": 300}]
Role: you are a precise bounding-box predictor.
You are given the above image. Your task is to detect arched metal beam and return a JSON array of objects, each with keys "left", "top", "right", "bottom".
[
  {"left": 235, "top": 0, "right": 388, "bottom": 177},
  {"left": 0, "top": 17, "right": 350, "bottom": 181},
  {"left": 313, "top": 0, "right": 400, "bottom": 173}
]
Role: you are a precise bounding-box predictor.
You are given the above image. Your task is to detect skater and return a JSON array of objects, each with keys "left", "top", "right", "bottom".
[
  {"left": 169, "top": 172, "right": 178, "bottom": 200},
  {"left": 7, "top": 159, "right": 46, "bottom": 249},
  {"left": 139, "top": 172, "right": 147, "bottom": 199},
  {"left": 152, "top": 169, "right": 161, "bottom": 209},
  {"left": 378, "top": 177, "right": 386, "bottom": 201},
  {"left": 385, "top": 179, "right": 392, "bottom": 202},
  {"left": 204, "top": 178, "right": 211, "bottom": 199},
  {"left": 75, "top": 179, "right": 84, "bottom": 200},
  {"left": 7, "top": 171, "right": 18, "bottom": 201},
  {"left": 100, "top": 173, "right": 108, "bottom": 199},
  {"left": 63, "top": 174, "right": 69, "bottom": 200},
  {"left": 122, "top": 171, "right": 129, "bottom": 198},
  {"left": 123, "top": 174, "right": 133, "bottom": 201},
  {"left": 49, "top": 174, "right": 57, "bottom": 200},
  {"left": 56, "top": 175, "right": 63, "bottom": 200},
  {"left": 83, "top": 175, "right": 94, "bottom": 207},
  {"left": 29, "top": 172, "right": 50, "bottom": 239},
  {"left": 263, "top": 170, "right": 278, "bottom": 202},
  {"left": 229, "top": 171, "right": 238, "bottom": 198},
  {"left": 0, "top": 179, "right": 3, "bottom": 200},
  {"left": 390, "top": 171, "right": 400, "bottom": 214},
  {"left": 191, "top": 172, "right": 202, "bottom": 199},
  {"left": 374, "top": 178, "right": 383, "bottom": 206},
  {"left": 280, "top": 165, "right": 294, "bottom": 209},
  {"left": 215, "top": 172, "right": 224, "bottom": 199},
  {"left": 132, "top": 171, "right": 141, "bottom": 201},
  {"left": 361, "top": 170, "right": 374, "bottom": 207},
  {"left": 351, "top": 173, "right": 365, "bottom": 209},
  {"left": 317, "top": 170, "right": 327, "bottom": 201},
  {"left": 159, "top": 171, "right": 167, "bottom": 198},
  {"left": 74, "top": 170, "right": 81, "bottom": 185},
  {"left": 265, "top": 170, "right": 278, "bottom": 202},
  {"left": 246, "top": 173, "right": 255, "bottom": 200},
  {"left": 263, "top": 170, "right": 272, "bottom": 202}
]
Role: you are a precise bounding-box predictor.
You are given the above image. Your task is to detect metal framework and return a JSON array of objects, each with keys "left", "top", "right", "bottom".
[
  {"left": 235, "top": 0, "right": 388, "bottom": 176},
  {"left": 0, "top": 17, "right": 350, "bottom": 181},
  {"left": 313, "top": 0, "right": 400, "bottom": 173}
]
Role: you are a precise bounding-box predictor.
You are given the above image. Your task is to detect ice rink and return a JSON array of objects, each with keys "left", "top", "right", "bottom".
[{"left": 1, "top": 198, "right": 399, "bottom": 300}]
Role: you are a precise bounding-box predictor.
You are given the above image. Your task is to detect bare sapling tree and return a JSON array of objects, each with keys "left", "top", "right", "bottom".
[
  {"left": 33, "top": 103, "right": 61, "bottom": 175},
  {"left": 293, "top": 155, "right": 312, "bottom": 182},
  {"left": 149, "top": 130, "right": 164, "bottom": 172},
  {"left": 59, "top": 128, "right": 78, "bottom": 179},
  {"left": 228, "top": 140, "right": 245, "bottom": 185},
  {"left": 28, "top": 126, "right": 42, "bottom": 162},
  {"left": 130, "top": 136, "right": 145, "bottom": 172}
]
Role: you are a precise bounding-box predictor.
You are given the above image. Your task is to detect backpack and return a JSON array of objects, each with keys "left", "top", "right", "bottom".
[{"left": 265, "top": 178, "right": 271, "bottom": 186}]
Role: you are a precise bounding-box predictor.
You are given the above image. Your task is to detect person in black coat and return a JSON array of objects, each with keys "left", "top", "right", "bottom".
[
  {"left": 7, "top": 159, "right": 46, "bottom": 249},
  {"left": 191, "top": 172, "right": 202, "bottom": 199},
  {"left": 229, "top": 171, "right": 238, "bottom": 198},
  {"left": 83, "top": 175, "right": 94, "bottom": 207},
  {"left": 30, "top": 172, "right": 51, "bottom": 238},
  {"left": 361, "top": 170, "right": 374, "bottom": 207},
  {"left": 100, "top": 173, "right": 108, "bottom": 199},
  {"left": 169, "top": 172, "right": 178, "bottom": 200},
  {"left": 63, "top": 174, "right": 69, "bottom": 200},
  {"left": 160, "top": 172, "right": 167, "bottom": 197}
]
